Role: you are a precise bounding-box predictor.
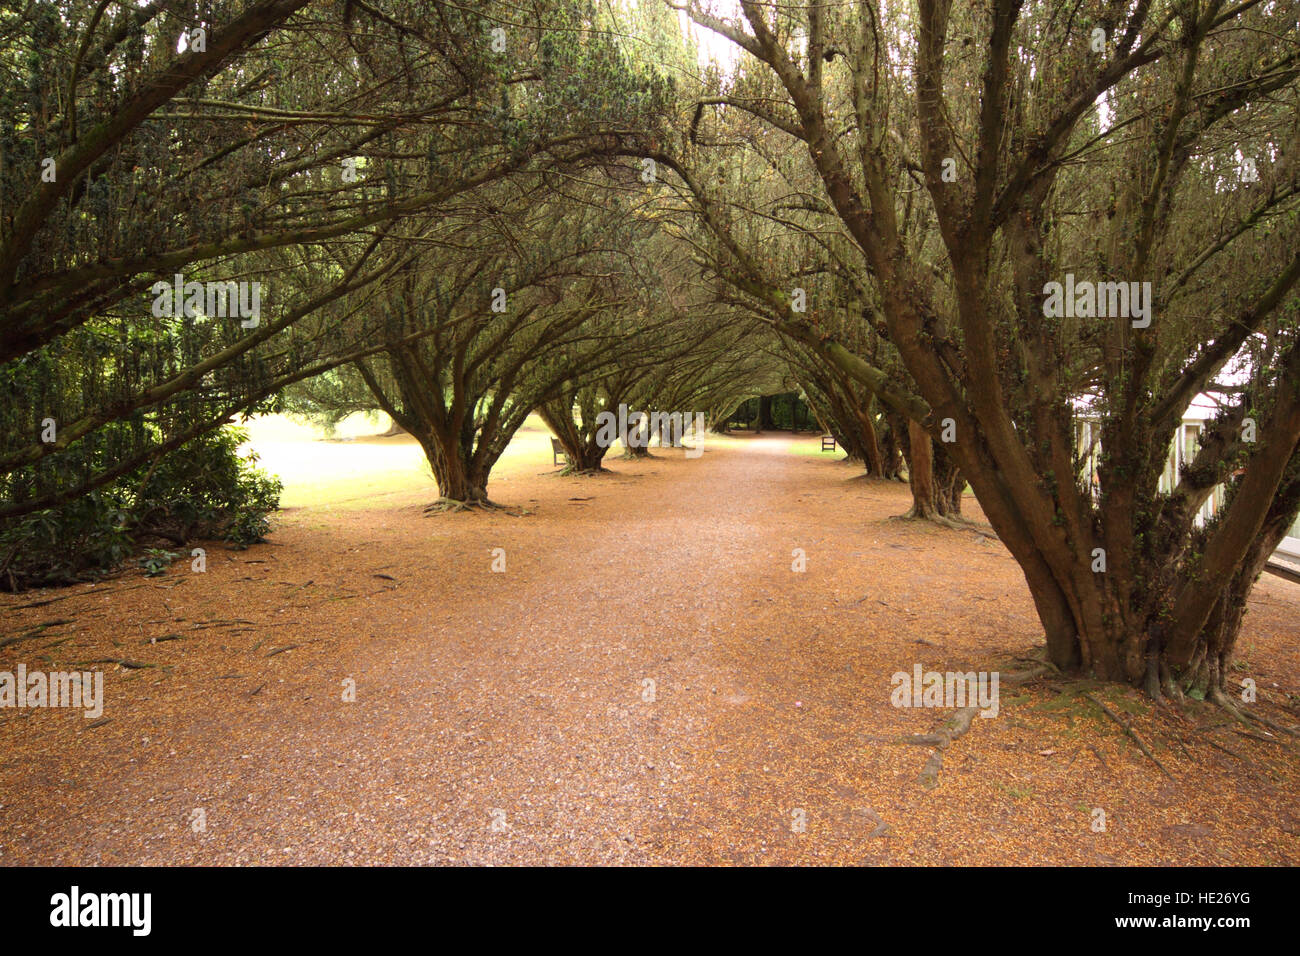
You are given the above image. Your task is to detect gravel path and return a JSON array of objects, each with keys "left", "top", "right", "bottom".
[{"left": 2, "top": 433, "right": 1298, "bottom": 864}]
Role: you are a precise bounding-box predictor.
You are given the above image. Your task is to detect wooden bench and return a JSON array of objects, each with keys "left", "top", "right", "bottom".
[
  {"left": 550, "top": 437, "right": 568, "bottom": 466},
  {"left": 821, "top": 435, "right": 836, "bottom": 452}
]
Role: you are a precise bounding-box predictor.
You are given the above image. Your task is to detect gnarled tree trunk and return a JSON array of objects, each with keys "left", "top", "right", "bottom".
[
  {"left": 905, "top": 418, "right": 937, "bottom": 518},
  {"left": 415, "top": 428, "right": 491, "bottom": 505},
  {"left": 538, "top": 402, "right": 610, "bottom": 473}
]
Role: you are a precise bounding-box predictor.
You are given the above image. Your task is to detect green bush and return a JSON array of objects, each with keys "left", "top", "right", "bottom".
[
  {"left": 0, "top": 425, "right": 282, "bottom": 590},
  {"left": 132, "top": 426, "right": 282, "bottom": 548},
  {"left": 0, "top": 490, "right": 134, "bottom": 589}
]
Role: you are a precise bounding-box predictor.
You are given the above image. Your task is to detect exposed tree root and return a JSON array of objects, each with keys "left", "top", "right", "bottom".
[
  {"left": 141, "top": 633, "right": 185, "bottom": 645},
  {"left": 265, "top": 643, "right": 303, "bottom": 657},
  {"left": 1083, "top": 693, "right": 1174, "bottom": 778},
  {"left": 931, "top": 515, "right": 1000, "bottom": 540},
  {"left": 1269, "top": 696, "right": 1300, "bottom": 719},
  {"left": 910, "top": 707, "right": 978, "bottom": 789},
  {"left": 1002, "top": 663, "right": 1057, "bottom": 683},
  {"left": 889, "top": 512, "right": 1000, "bottom": 540},
  {"left": 870, "top": 656, "right": 1289, "bottom": 791},
  {"left": 1248, "top": 708, "right": 1300, "bottom": 739},
  {"left": 1234, "top": 728, "right": 1289, "bottom": 748},
  {"left": 1209, "top": 685, "right": 1300, "bottom": 738},
  {"left": 8, "top": 592, "right": 82, "bottom": 610},
  {"left": 1207, "top": 685, "right": 1253, "bottom": 723},
  {"left": 1201, "top": 738, "right": 1242, "bottom": 764},
  {"left": 1088, "top": 743, "right": 1113, "bottom": 775},
  {"left": 72, "top": 657, "right": 155, "bottom": 670},
  {"left": 423, "top": 497, "right": 504, "bottom": 514},
  {"left": 0, "top": 617, "right": 75, "bottom": 649},
  {"left": 872, "top": 664, "right": 1055, "bottom": 788}
]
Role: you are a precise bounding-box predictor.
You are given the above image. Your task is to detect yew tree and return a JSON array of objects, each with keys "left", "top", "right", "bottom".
[
  {"left": 316, "top": 180, "right": 679, "bottom": 506},
  {"left": 671, "top": 0, "right": 1300, "bottom": 697},
  {"left": 649, "top": 103, "right": 963, "bottom": 514},
  {"left": 0, "top": 0, "right": 667, "bottom": 519}
]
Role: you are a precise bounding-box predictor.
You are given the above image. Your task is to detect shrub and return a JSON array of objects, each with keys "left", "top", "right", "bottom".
[{"left": 0, "top": 425, "right": 282, "bottom": 590}]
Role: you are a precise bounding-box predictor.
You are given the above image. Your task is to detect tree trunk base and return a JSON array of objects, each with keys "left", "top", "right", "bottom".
[
  {"left": 424, "top": 496, "right": 502, "bottom": 514},
  {"left": 890, "top": 511, "right": 999, "bottom": 540}
]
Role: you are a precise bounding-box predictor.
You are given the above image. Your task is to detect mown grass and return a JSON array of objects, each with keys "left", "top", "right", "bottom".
[{"left": 241, "top": 413, "right": 560, "bottom": 511}]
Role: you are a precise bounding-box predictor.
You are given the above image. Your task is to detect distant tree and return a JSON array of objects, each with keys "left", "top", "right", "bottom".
[{"left": 321, "top": 183, "right": 679, "bottom": 506}]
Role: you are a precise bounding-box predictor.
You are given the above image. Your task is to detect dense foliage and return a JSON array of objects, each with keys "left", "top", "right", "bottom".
[{"left": 1, "top": 423, "right": 280, "bottom": 590}]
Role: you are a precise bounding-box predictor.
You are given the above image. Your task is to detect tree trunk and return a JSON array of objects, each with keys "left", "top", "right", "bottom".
[
  {"left": 854, "top": 405, "right": 885, "bottom": 477},
  {"left": 623, "top": 414, "right": 652, "bottom": 458},
  {"left": 538, "top": 403, "right": 610, "bottom": 473},
  {"left": 905, "top": 418, "right": 937, "bottom": 518},
  {"left": 417, "top": 430, "right": 489, "bottom": 504},
  {"left": 566, "top": 441, "right": 610, "bottom": 471},
  {"left": 880, "top": 410, "right": 907, "bottom": 480},
  {"left": 934, "top": 445, "right": 963, "bottom": 516}
]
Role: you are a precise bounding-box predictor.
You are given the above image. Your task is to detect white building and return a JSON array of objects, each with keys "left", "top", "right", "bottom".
[
  {"left": 1073, "top": 391, "right": 1228, "bottom": 526},
  {"left": 1072, "top": 390, "right": 1300, "bottom": 576}
]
